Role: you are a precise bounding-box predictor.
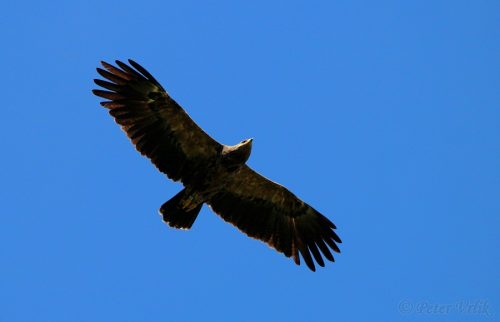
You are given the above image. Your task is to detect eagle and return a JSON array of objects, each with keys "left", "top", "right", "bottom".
[{"left": 93, "top": 60, "right": 341, "bottom": 271}]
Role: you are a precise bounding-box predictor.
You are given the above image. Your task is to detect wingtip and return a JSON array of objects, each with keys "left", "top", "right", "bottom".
[
  {"left": 101, "top": 60, "right": 114, "bottom": 70},
  {"left": 302, "top": 253, "right": 316, "bottom": 272},
  {"left": 96, "top": 67, "right": 105, "bottom": 76},
  {"left": 332, "top": 232, "right": 342, "bottom": 244}
]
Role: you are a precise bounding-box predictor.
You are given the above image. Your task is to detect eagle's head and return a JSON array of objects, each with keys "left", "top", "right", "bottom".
[
  {"left": 222, "top": 138, "right": 253, "bottom": 168},
  {"left": 238, "top": 138, "right": 253, "bottom": 159},
  {"left": 235, "top": 138, "right": 253, "bottom": 162},
  {"left": 239, "top": 138, "right": 253, "bottom": 147}
]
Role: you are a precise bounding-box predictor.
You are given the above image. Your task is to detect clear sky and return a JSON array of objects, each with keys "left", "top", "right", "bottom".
[{"left": 1, "top": 1, "right": 498, "bottom": 321}]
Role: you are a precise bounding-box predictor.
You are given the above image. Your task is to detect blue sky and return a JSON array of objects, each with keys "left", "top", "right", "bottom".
[{"left": 1, "top": 1, "right": 498, "bottom": 321}]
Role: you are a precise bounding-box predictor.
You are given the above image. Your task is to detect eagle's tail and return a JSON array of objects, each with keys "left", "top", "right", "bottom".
[{"left": 159, "top": 189, "right": 202, "bottom": 230}]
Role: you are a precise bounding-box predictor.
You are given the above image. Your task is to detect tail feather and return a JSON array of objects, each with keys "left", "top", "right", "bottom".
[{"left": 160, "top": 189, "right": 202, "bottom": 230}]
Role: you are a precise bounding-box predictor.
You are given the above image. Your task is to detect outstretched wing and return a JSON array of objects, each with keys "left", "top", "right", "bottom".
[
  {"left": 207, "top": 165, "right": 341, "bottom": 271},
  {"left": 93, "top": 60, "right": 222, "bottom": 184}
]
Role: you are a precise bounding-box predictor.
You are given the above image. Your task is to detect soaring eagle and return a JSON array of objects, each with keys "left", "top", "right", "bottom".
[{"left": 93, "top": 60, "right": 341, "bottom": 271}]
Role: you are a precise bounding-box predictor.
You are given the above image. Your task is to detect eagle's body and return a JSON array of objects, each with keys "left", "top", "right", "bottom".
[
  {"left": 93, "top": 60, "right": 341, "bottom": 271},
  {"left": 165, "top": 140, "right": 253, "bottom": 217}
]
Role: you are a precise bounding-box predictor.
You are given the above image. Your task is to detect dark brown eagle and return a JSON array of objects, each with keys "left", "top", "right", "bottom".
[{"left": 93, "top": 59, "right": 341, "bottom": 271}]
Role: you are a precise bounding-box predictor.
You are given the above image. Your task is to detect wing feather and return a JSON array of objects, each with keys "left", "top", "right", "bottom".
[
  {"left": 93, "top": 59, "right": 222, "bottom": 184},
  {"left": 208, "top": 166, "right": 341, "bottom": 271},
  {"left": 97, "top": 68, "right": 128, "bottom": 85}
]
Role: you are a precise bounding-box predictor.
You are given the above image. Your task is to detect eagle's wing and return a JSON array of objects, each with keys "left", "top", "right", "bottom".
[
  {"left": 93, "top": 60, "right": 221, "bottom": 184},
  {"left": 207, "top": 165, "right": 341, "bottom": 271}
]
